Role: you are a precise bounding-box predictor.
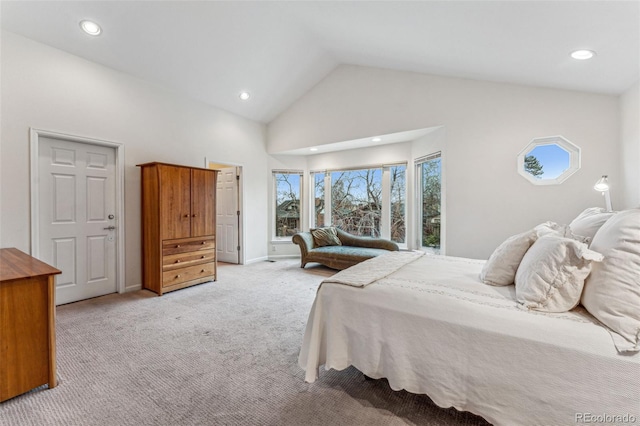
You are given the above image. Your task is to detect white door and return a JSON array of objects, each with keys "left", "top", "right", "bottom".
[
  {"left": 216, "top": 167, "right": 240, "bottom": 264},
  {"left": 38, "top": 137, "right": 117, "bottom": 305}
]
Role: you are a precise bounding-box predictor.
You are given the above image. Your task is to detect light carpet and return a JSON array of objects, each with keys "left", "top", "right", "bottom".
[{"left": 0, "top": 260, "right": 489, "bottom": 426}]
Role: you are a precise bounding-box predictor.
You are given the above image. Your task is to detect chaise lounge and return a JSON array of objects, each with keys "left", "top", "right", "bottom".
[{"left": 292, "top": 227, "right": 399, "bottom": 270}]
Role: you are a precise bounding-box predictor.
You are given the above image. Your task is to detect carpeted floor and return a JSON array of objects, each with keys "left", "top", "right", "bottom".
[{"left": 0, "top": 260, "right": 490, "bottom": 426}]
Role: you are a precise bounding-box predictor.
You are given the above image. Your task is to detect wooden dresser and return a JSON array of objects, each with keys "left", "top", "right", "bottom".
[
  {"left": 0, "top": 248, "right": 61, "bottom": 402},
  {"left": 138, "top": 162, "right": 218, "bottom": 295}
]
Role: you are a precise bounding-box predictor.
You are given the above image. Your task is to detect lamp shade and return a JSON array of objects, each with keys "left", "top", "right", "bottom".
[
  {"left": 594, "top": 175, "right": 609, "bottom": 192},
  {"left": 593, "top": 175, "right": 613, "bottom": 212}
]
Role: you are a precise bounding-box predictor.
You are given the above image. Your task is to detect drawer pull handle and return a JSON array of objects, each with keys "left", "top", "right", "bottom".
[
  {"left": 175, "top": 274, "right": 181, "bottom": 278},
  {"left": 192, "top": 214, "right": 197, "bottom": 217},
  {"left": 176, "top": 260, "right": 181, "bottom": 263},
  {"left": 176, "top": 245, "right": 181, "bottom": 248},
  {"left": 201, "top": 241, "right": 206, "bottom": 245},
  {"left": 201, "top": 269, "right": 205, "bottom": 273},
  {"left": 201, "top": 255, "right": 206, "bottom": 259},
  {"left": 184, "top": 214, "right": 189, "bottom": 218}
]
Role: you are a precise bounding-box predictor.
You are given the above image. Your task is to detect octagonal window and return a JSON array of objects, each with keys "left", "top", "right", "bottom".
[{"left": 517, "top": 136, "right": 580, "bottom": 185}]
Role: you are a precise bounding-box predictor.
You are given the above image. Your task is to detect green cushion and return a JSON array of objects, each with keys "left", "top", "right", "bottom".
[{"left": 311, "top": 245, "right": 389, "bottom": 260}]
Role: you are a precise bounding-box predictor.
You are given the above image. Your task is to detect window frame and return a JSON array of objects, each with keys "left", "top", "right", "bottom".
[
  {"left": 415, "top": 152, "right": 442, "bottom": 254},
  {"left": 516, "top": 135, "right": 581, "bottom": 185},
  {"left": 310, "top": 162, "right": 407, "bottom": 247},
  {"left": 272, "top": 170, "right": 303, "bottom": 241}
]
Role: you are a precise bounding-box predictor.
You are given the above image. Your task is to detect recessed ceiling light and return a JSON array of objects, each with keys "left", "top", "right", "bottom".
[
  {"left": 571, "top": 50, "right": 595, "bottom": 60},
  {"left": 309, "top": 148, "right": 318, "bottom": 152},
  {"left": 80, "top": 20, "right": 101, "bottom": 36},
  {"left": 372, "top": 137, "right": 382, "bottom": 142},
  {"left": 239, "top": 91, "right": 251, "bottom": 101}
]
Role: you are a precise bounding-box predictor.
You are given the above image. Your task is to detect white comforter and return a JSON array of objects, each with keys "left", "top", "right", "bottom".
[{"left": 299, "top": 253, "right": 640, "bottom": 426}]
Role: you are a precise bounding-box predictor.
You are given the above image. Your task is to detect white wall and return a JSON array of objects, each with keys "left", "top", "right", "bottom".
[
  {"left": 0, "top": 31, "right": 269, "bottom": 290},
  {"left": 268, "top": 65, "right": 621, "bottom": 259},
  {"left": 620, "top": 80, "right": 640, "bottom": 209}
]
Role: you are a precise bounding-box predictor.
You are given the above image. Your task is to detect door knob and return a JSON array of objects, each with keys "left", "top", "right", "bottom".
[{"left": 103, "top": 226, "right": 116, "bottom": 230}]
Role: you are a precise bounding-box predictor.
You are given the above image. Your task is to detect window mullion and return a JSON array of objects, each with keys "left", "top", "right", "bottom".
[
  {"left": 324, "top": 172, "right": 331, "bottom": 226},
  {"left": 381, "top": 167, "right": 391, "bottom": 240}
]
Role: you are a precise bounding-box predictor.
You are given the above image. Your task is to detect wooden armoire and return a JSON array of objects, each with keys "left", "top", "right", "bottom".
[{"left": 138, "top": 162, "right": 218, "bottom": 295}]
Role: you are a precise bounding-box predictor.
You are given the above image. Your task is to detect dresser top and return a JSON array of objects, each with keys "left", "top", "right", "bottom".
[
  {"left": 0, "top": 248, "right": 61, "bottom": 282},
  {"left": 136, "top": 161, "right": 219, "bottom": 172}
]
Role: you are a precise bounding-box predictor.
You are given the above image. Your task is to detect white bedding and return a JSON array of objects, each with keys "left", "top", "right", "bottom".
[{"left": 299, "top": 253, "right": 640, "bottom": 426}]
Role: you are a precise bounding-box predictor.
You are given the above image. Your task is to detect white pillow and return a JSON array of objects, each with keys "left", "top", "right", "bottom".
[
  {"left": 569, "top": 207, "right": 616, "bottom": 243},
  {"left": 534, "top": 221, "right": 563, "bottom": 237},
  {"left": 535, "top": 221, "right": 590, "bottom": 243},
  {"left": 515, "top": 235, "right": 603, "bottom": 312},
  {"left": 581, "top": 209, "right": 640, "bottom": 352},
  {"left": 480, "top": 229, "right": 537, "bottom": 286}
]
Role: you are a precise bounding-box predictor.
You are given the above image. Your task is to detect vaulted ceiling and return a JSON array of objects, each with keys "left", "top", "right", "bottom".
[{"left": 2, "top": 1, "right": 638, "bottom": 123}]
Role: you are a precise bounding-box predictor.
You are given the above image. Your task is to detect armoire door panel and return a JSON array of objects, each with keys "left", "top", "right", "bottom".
[
  {"left": 159, "top": 165, "right": 192, "bottom": 240},
  {"left": 191, "top": 168, "right": 216, "bottom": 236}
]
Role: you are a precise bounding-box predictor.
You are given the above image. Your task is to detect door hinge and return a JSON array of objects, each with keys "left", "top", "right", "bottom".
[
  {"left": 236, "top": 175, "right": 240, "bottom": 180},
  {"left": 237, "top": 245, "right": 241, "bottom": 251},
  {"left": 237, "top": 210, "right": 240, "bottom": 216}
]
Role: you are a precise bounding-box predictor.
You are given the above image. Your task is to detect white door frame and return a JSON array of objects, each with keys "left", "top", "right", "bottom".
[
  {"left": 205, "top": 158, "right": 244, "bottom": 265},
  {"left": 30, "top": 128, "right": 126, "bottom": 294}
]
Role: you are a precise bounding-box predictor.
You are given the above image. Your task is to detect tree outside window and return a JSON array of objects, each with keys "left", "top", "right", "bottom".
[
  {"left": 311, "top": 165, "right": 406, "bottom": 243},
  {"left": 524, "top": 155, "right": 544, "bottom": 178},
  {"left": 420, "top": 156, "right": 441, "bottom": 251},
  {"left": 390, "top": 165, "right": 406, "bottom": 243},
  {"left": 331, "top": 169, "right": 382, "bottom": 237},
  {"left": 274, "top": 172, "right": 301, "bottom": 237},
  {"left": 314, "top": 173, "right": 325, "bottom": 228}
]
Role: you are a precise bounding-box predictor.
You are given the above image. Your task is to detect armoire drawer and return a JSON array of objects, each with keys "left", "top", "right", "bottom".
[
  {"left": 162, "top": 236, "right": 215, "bottom": 256},
  {"left": 163, "top": 249, "right": 215, "bottom": 271},
  {"left": 162, "top": 262, "right": 216, "bottom": 287}
]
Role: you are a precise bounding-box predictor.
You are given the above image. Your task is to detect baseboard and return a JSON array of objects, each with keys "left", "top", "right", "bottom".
[
  {"left": 124, "top": 283, "right": 142, "bottom": 293},
  {"left": 244, "top": 256, "right": 269, "bottom": 265},
  {"left": 267, "top": 254, "right": 300, "bottom": 260}
]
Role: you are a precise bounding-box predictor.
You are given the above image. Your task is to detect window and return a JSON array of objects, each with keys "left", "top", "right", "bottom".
[
  {"left": 417, "top": 153, "right": 441, "bottom": 253},
  {"left": 517, "top": 136, "right": 580, "bottom": 185},
  {"left": 331, "top": 168, "right": 382, "bottom": 237},
  {"left": 274, "top": 171, "right": 302, "bottom": 238},
  {"left": 311, "top": 164, "right": 406, "bottom": 244}
]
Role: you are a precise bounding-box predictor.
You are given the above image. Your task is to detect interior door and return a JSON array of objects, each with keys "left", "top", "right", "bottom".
[
  {"left": 191, "top": 168, "right": 216, "bottom": 236},
  {"left": 38, "top": 137, "right": 117, "bottom": 305},
  {"left": 159, "top": 165, "right": 191, "bottom": 240},
  {"left": 216, "top": 167, "right": 240, "bottom": 264}
]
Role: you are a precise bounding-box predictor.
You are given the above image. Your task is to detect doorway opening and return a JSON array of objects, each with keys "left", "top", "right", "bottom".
[{"left": 206, "top": 159, "right": 244, "bottom": 265}]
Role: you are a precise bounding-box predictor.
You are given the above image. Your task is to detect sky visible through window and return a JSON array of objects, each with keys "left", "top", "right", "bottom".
[
  {"left": 276, "top": 173, "right": 300, "bottom": 203},
  {"left": 526, "top": 144, "right": 570, "bottom": 179},
  {"left": 331, "top": 169, "right": 381, "bottom": 200}
]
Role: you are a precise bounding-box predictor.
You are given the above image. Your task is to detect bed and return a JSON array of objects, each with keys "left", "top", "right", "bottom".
[{"left": 298, "top": 251, "right": 640, "bottom": 426}]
